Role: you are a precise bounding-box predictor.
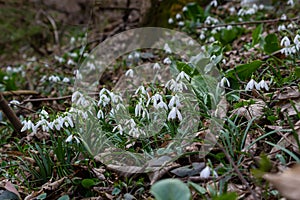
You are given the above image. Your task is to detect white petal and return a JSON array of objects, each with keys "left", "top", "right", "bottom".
[{"left": 200, "top": 166, "right": 210, "bottom": 178}]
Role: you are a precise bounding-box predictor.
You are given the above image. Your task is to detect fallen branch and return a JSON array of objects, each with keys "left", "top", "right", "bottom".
[{"left": 0, "top": 92, "right": 24, "bottom": 135}]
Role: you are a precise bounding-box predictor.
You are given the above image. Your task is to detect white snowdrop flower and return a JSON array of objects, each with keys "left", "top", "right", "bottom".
[
  {"left": 168, "top": 95, "right": 181, "bottom": 108},
  {"left": 280, "top": 36, "right": 291, "bottom": 47},
  {"left": 3, "top": 76, "right": 8, "bottom": 80},
  {"left": 47, "top": 121, "right": 54, "bottom": 130},
  {"left": 200, "top": 166, "right": 210, "bottom": 178},
  {"left": 128, "top": 54, "right": 133, "bottom": 60},
  {"left": 281, "top": 14, "right": 287, "bottom": 20},
  {"left": 227, "top": 25, "right": 233, "bottom": 30},
  {"left": 134, "top": 52, "right": 140, "bottom": 58},
  {"left": 245, "top": 79, "right": 259, "bottom": 91},
  {"left": 287, "top": 23, "right": 295, "bottom": 29},
  {"left": 205, "top": 16, "right": 219, "bottom": 25},
  {"left": 220, "top": 77, "right": 230, "bottom": 88},
  {"left": 98, "top": 94, "right": 110, "bottom": 107},
  {"left": 157, "top": 101, "right": 168, "bottom": 110},
  {"left": 293, "top": 34, "right": 300, "bottom": 50},
  {"left": 125, "top": 69, "right": 134, "bottom": 78},
  {"left": 258, "top": 80, "right": 269, "bottom": 91},
  {"left": 148, "top": 93, "right": 163, "bottom": 108},
  {"left": 176, "top": 13, "right": 181, "bottom": 19},
  {"left": 210, "top": 55, "right": 216, "bottom": 61},
  {"left": 278, "top": 24, "right": 286, "bottom": 31},
  {"left": 6, "top": 66, "right": 12, "bottom": 73},
  {"left": 83, "top": 52, "right": 89, "bottom": 57},
  {"left": 164, "top": 43, "right": 172, "bottom": 54},
  {"left": 188, "top": 40, "right": 195, "bottom": 46},
  {"left": 176, "top": 71, "right": 190, "bottom": 81},
  {"left": 168, "top": 18, "right": 174, "bottom": 24},
  {"left": 74, "top": 70, "right": 82, "bottom": 80},
  {"left": 153, "top": 63, "right": 161, "bottom": 70},
  {"left": 259, "top": 4, "right": 264, "bottom": 10},
  {"left": 113, "top": 124, "right": 124, "bottom": 135},
  {"left": 168, "top": 107, "right": 182, "bottom": 121},
  {"left": 287, "top": 0, "right": 294, "bottom": 7},
  {"left": 72, "top": 91, "right": 81, "bottom": 103},
  {"left": 163, "top": 57, "right": 172, "bottom": 65},
  {"left": 49, "top": 75, "right": 61, "bottom": 82},
  {"left": 222, "top": 58, "right": 226, "bottom": 64},
  {"left": 135, "top": 101, "right": 143, "bottom": 117},
  {"left": 40, "top": 110, "right": 49, "bottom": 118},
  {"left": 21, "top": 120, "right": 36, "bottom": 133},
  {"left": 178, "top": 21, "right": 184, "bottom": 26},
  {"left": 65, "top": 135, "right": 73, "bottom": 143},
  {"left": 64, "top": 115, "right": 74, "bottom": 128},
  {"left": 110, "top": 93, "right": 122, "bottom": 104},
  {"left": 97, "top": 110, "right": 104, "bottom": 119},
  {"left": 281, "top": 46, "right": 296, "bottom": 56},
  {"left": 67, "top": 59, "right": 76, "bottom": 65},
  {"left": 229, "top": 7, "right": 235, "bottom": 14},
  {"left": 115, "top": 103, "right": 126, "bottom": 111},
  {"left": 210, "top": 0, "right": 218, "bottom": 7},
  {"left": 211, "top": 29, "right": 217, "bottom": 34},
  {"left": 87, "top": 62, "right": 96, "bottom": 70},
  {"left": 70, "top": 37, "right": 76, "bottom": 44},
  {"left": 135, "top": 85, "right": 147, "bottom": 95},
  {"left": 69, "top": 52, "right": 78, "bottom": 58},
  {"left": 208, "top": 36, "right": 215, "bottom": 43},
  {"left": 62, "top": 77, "right": 70, "bottom": 83},
  {"left": 9, "top": 100, "right": 20, "bottom": 105},
  {"left": 199, "top": 33, "right": 205, "bottom": 40},
  {"left": 165, "top": 79, "right": 187, "bottom": 92},
  {"left": 54, "top": 56, "right": 65, "bottom": 63}
]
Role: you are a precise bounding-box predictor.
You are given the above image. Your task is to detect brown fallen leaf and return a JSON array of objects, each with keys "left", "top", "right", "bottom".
[
  {"left": 263, "top": 164, "right": 300, "bottom": 200},
  {"left": 4, "top": 181, "right": 21, "bottom": 200},
  {"left": 230, "top": 99, "right": 265, "bottom": 121}
]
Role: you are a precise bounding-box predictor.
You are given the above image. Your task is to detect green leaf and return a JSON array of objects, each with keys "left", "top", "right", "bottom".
[
  {"left": 57, "top": 195, "right": 70, "bottom": 200},
  {"left": 81, "top": 179, "right": 96, "bottom": 189},
  {"left": 176, "top": 61, "right": 195, "bottom": 77},
  {"left": 212, "top": 192, "right": 238, "bottom": 200},
  {"left": 263, "top": 33, "right": 280, "bottom": 54},
  {"left": 36, "top": 193, "right": 47, "bottom": 200},
  {"left": 185, "top": 3, "right": 205, "bottom": 22},
  {"left": 226, "top": 60, "right": 263, "bottom": 81},
  {"left": 295, "top": 67, "right": 300, "bottom": 78},
  {"left": 252, "top": 24, "right": 263, "bottom": 46},
  {"left": 188, "top": 181, "right": 206, "bottom": 194},
  {"left": 150, "top": 179, "right": 191, "bottom": 200}
]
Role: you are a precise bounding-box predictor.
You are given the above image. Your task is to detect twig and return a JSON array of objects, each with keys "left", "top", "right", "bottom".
[
  {"left": 197, "top": 16, "right": 300, "bottom": 29},
  {"left": 2, "top": 90, "right": 39, "bottom": 96},
  {"left": 218, "top": 144, "right": 258, "bottom": 200}
]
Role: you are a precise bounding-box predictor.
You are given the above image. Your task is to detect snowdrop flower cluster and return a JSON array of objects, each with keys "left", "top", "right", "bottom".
[
  {"left": 237, "top": 4, "right": 259, "bottom": 16},
  {"left": 48, "top": 75, "right": 61, "bottom": 82},
  {"left": 245, "top": 79, "right": 269, "bottom": 91},
  {"left": 204, "top": 16, "right": 219, "bottom": 25},
  {"left": 280, "top": 35, "right": 300, "bottom": 56},
  {"left": 21, "top": 110, "right": 74, "bottom": 133},
  {"left": 167, "top": 94, "right": 183, "bottom": 121},
  {"left": 72, "top": 91, "right": 90, "bottom": 107}
]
